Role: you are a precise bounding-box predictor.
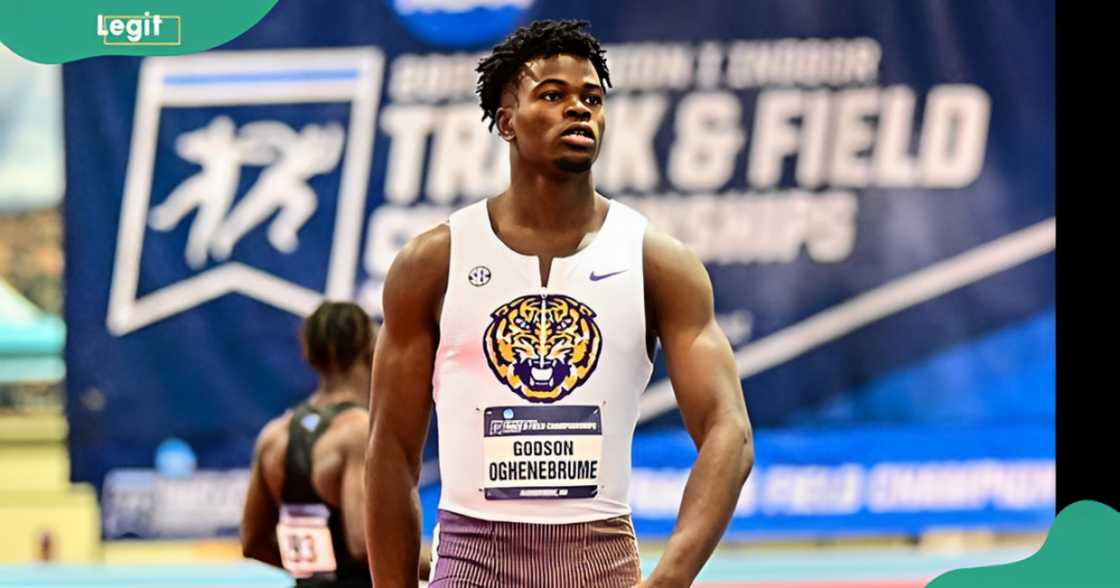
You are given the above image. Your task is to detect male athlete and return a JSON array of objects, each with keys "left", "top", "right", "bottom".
[
  {"left": 242, "top": 302, "right": 378, "bottom": 587},
  {"left": 366, "top": 20, "right": 754, "bottom": 588}
]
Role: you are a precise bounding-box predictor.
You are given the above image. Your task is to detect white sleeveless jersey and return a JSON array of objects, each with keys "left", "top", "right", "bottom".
[{"left": 433, "top": 198, "right": 654, "bottom": 524}]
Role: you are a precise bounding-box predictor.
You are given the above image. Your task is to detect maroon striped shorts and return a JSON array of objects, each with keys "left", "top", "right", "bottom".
[{"left": 428, "top": 509, "right": 642, "bottom": 587}]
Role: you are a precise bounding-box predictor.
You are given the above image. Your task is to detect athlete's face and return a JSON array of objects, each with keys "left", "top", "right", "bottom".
[{"left": 499, "top": 54, "right": 606, "bottom": 173}]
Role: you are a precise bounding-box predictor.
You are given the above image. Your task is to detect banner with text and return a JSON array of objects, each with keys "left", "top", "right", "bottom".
[{"left": 64, "top": 0, "right": 1055, "bottom": 537}]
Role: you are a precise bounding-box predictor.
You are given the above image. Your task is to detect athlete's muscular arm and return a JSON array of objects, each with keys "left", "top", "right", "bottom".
[
  {"left": 365, "top": 224, "right": 449, "bottom": 587},
  {"left": 640, "top": 229, "right": 754, "bottom": 588},
  {"left": 241, "top": 418, "right": 285, "bottom": 568}
]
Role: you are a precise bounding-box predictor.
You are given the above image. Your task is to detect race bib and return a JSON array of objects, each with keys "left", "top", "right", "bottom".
[
  {"left": 483, "top": 405, "right": 602, "bottom": 500},
  {"left": 277, "top": 504, "right": 338, "bottom": 578}
]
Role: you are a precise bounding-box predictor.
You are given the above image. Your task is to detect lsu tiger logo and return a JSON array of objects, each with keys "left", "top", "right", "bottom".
[{"left": 483, "top": 294, "right": 602, "bottom": 403}]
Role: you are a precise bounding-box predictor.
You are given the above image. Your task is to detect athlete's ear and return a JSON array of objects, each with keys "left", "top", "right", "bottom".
[{"left": 496, "top": 106, "right": 515, "bottom": 142}]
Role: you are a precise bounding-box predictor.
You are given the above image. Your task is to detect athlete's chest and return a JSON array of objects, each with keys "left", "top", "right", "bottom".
[
  {"left": 442, "top": 247, "right": 644, "bottom": 399},
  {"left": 492, "top": 228, "right": 596, "bottom": 288}
]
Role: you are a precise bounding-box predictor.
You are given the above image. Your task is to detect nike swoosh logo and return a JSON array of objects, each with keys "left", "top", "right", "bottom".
[{"left": 590, "top": 269, "right": 628, "bottom": 282}]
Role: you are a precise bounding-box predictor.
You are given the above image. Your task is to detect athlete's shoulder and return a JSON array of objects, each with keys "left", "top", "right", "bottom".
[
  {"left": 330, "top": 408, "right": 369, "bottom": 455},
  {"left": 389, "top": 222, "right": 450, "bottom": 282},
  {"left": 255, "top": 412, "right": 291, "bottom": 453},
  {"left": 383, "top": 222, "right": 449, "bottom": 321},
  {"left": 331, "top": 405, "right": 369, "bottom": 431},
  {"left": 643, "top": 225, "right": 703, "bottom": 276},
  {"left": 253, "top": 412, "right": 292, "bottom": 492},
  {"left": 404, "top": 221, "right": 451, "bottom": 260},
  {"left": 312, "top": 406, "right": 367, "bottom": 460},
  {"left": 643, "top": 225, "right": 713, "bottom": 317},
  {"left": 257, "top": 407, "right": 291, "bottom": 445}
]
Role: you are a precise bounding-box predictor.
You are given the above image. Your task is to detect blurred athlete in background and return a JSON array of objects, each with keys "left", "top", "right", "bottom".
[{"left": 242, "top": 302, "right": 378, "bottom": 587}]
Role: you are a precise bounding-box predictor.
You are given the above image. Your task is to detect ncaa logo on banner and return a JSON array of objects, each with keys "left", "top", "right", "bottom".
[
  {"left": 107, "top": 48, "right": 385, "bottom": 335},
  {"left": 386, "top": 0, "right": 533, "bottom": 48}
]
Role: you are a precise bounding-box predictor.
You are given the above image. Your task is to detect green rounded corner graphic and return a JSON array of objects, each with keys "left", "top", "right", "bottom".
[
  {"left": 927, "top": 500, "right": 1120, "bottom": 587},
  {"left": 0, "top": 0, "right": 278, "bottom": 64}
]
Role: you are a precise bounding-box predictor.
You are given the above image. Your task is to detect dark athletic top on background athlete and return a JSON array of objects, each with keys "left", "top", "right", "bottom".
[{"left": 282, "top": 401, "right": 371, "bottom": 588}]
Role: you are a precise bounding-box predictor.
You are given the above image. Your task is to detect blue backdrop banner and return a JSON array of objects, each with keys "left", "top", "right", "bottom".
[
  {"left": 418, "top": 424, "right": 1054, "bottom": 539},
  {"left": 63, "top": 0, "right": 1054, "bottom": 538}
]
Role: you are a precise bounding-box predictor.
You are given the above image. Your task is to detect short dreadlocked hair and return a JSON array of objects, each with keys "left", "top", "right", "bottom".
[{"left": 476, "top": 19, "right": 611, "bottom": 131}]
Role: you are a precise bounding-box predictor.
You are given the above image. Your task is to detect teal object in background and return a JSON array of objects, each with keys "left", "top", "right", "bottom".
[
  {"left": 0, "top": 279, "right": 64, "bottom": 383},
  {"left": 641, "top": 547, "right": 1038, "bottom": 584},
  {"left": 0, "top": 562, "right": 293, "bottom": 587}
]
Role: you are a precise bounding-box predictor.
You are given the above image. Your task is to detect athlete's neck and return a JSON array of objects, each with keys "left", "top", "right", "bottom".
[
  {"left": 310, "top": 365, "right": 369, "bottom": 408},
  {"left": 504, "top": 163, "right": 598, "bottom": 231}
]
